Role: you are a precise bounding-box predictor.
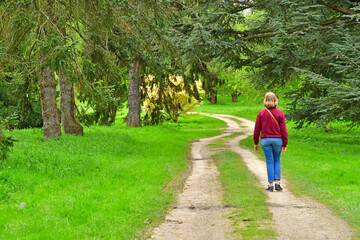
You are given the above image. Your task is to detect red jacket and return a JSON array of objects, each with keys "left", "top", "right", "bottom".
[{"left": 253, "top": 108, "right": 288, "bottom": 147}]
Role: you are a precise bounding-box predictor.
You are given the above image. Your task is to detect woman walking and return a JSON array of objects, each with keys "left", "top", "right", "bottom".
[{"left": 253, "top": 92, "right": 288, "bottom": 192}]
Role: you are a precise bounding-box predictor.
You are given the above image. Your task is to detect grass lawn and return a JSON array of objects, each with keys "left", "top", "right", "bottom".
[
  {"left": 212, "top": 144, "right": 276, "bottom": 238},
  {"left": 195, "top": 95, "right": 262, "bottom": 121},
  {"left": 0, "top": 114, "right": 226, "bottom": 239},
  {"left": 196, "top": 95, "right": 360, "bottom": 239}
]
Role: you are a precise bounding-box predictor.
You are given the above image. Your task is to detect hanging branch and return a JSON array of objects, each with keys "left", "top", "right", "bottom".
[
  {"left": 243, "top": 8, "right": 359, "bottom": 41},
  {"left": 327, "top": 3, "right": 357, "bottom": 15},
  {"left": 245, "top": 32, "right": 277, "bottom": 41}
]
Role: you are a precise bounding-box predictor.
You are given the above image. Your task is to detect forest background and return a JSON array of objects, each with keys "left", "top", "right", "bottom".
[{"left": 1, "top": 0, "right": 360, "bottom": 140}]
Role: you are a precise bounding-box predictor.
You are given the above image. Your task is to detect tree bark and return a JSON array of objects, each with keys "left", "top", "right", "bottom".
[
  {"left": 231, "top": 93, "right": 238, "bottom": 102},
  {"left": 127, "top": 61, "right": 142, "bottom": 127},
  {"left": 39, "top": 54, "right": 61, "bottom": 140},
  {"left": 59, "top": 69, "right": 83, "bottom": 136},
  {"left": 210, "top": 91, "right": 217, "bottom": 104}
]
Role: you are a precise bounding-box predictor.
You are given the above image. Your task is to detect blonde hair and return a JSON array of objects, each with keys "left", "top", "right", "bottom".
[{"left": 263, "top": 92, "right": 278, "bottom": 108}]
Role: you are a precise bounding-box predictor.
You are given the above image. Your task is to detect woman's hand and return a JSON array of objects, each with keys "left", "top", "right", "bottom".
[
  {"left": 282, "top": 147, "right": 287, "bottom": 153},
  {"left": 254, "top": 145, "right": 259, "bottom": 152}
]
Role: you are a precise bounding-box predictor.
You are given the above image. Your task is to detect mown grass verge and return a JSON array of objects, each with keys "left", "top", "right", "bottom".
[
  {"left": 194, "top": 95, "right": 263, "bottom": 121},
  {"left": 197, "top": 95, "right": 360, "bottom": 239},
  {"left": 213, "top": 150, "right": 276, "bottom": 239},
  {"left": 0, "top": 114, "right": 226, "bottom": 240}
]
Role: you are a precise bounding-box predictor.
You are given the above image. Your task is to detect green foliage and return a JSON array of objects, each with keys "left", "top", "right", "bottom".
[
  {"left": 0, "top": 128, "right": 15, "bottom": 160},
  {"left": 75, "top": 0, "right": 184, "bottom": 126},
  {"left": 0, "top": 1, "right": 43, "bottom": 129},
  {"left": 77, "top": 82, "right": 125, "bottom": 126},
  {"left": 77, "top": 50, "right": 127, "bottom": 126},
  {"left": 215, "top": 63, "right": 267, "bottom": 101},
  {"left": 172, "top": 1, "right": 247, "bottom": 99},
  {"left": 0, "top": 0, "right": 77, "bottom": 129},
  {"left": 240, "top": 0, "right": 360, "bottom": 128},
  {"left": 287, "top": 29, "right": 360, "bottom": 128},
  {"left": 142, "top": 76, "right": 201, "bottom": 125},
  {"left": 0, "top": 70, "right": 43, "bottom": 129},
  {"left": 195, "top": 95, "right": 264, "bottom": 121}
]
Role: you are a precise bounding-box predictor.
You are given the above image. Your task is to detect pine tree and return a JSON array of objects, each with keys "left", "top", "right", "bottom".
[{"left": 236, "top": 0, "right": 360, "bottom": 128}]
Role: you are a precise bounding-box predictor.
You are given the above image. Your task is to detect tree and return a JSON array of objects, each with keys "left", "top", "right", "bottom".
[
  {"left": 211, "top": 0, "right": 360, "bottom": 128},
  {"left": 121, "top": 1, "right": 178, "bottom": 126},
  {"left": 217, "top": 66, "right": 245, "bottom": 102},
  {"left": 286, "top": 28, "right": 360, "bottom": 129},
  {"left": 79, "top": 0, "right": 178, "bottom": 127},
  {"left": 242, "top": 0, "right": 360, "bottom": 128},
  {"left": 39, "top": 53, "right": 62, "bottom": 140},
  {"left": 1, "top": 0, "right": 84, "bottom": 139},
  {"left": 127, "top": 61, "right": 142, "bottom": 127},
  {"left": 34, "top": 0, "right": 84, "bottom": 138},
  {"left": 142, "top": 75, "right": 202, "bottom": 125},
  {"left": 59, "top": 69, "right": 83, "bottom": 135},
  {"left": 172, "top": 1, "right": 239, "bottom": 104},
  {"left": 0, "top": 2, "right": 43, "bottom": 130}
]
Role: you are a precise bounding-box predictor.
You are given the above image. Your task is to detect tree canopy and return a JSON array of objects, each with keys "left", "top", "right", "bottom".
[
  {"left": 1, "top": 0, "right": 360, "bottom": 142},
  {"left": 239, "top": 0, "right": 360, "bottom": 128}
]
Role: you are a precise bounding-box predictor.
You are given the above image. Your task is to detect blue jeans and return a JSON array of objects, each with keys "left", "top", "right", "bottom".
[{"left": 260, "top": 138, "right": 283, "bottom": 183}]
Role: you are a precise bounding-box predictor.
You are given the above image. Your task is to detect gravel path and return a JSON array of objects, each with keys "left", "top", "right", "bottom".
[
  {"left": 150, "top": 113, "right": 354, "bottom": 240},
  {"left": 149, "top": 114, "right": 237, "bottom": 240}
]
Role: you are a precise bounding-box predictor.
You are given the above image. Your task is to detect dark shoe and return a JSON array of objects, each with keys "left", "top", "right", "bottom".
[
  {"left": 275, "top": 183, "right": 283, "bottom": 191},
  {"left": 266, "top": 186, "right": 274, "bottom": 192}
]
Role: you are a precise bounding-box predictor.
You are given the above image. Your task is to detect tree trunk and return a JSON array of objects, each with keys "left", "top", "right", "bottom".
[
  {"left": 231, "top": 93, "right": 238, "bottom": 102},
  {"left": 127, "top": 61, "right": 142, "bottom": 127},
  {"left": 210, "top": 91, "right": 217, "bottom": 104},
  {"left": 39, "top": 55, "right": 61, "bottom": 140},
  {"left": 59, "top": 69, "right": 83, "bottom": 136}
]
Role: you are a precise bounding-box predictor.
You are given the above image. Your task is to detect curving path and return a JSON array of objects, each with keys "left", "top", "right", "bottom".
[{"left": 150, "top": 113, "right": 354, "bottom": 240}]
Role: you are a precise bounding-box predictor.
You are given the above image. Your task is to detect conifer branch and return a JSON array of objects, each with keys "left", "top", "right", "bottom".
[
  {"left": 245, "top": 32, "right": 277, "bottom": 40},
  {"left": 327, "top": 3, "right": 357, "bottom": 15},
  {"left": 244, "top": 11, "right": 359, "bottom": 41}
]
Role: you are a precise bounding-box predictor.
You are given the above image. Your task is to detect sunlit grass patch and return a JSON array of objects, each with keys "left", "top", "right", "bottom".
[
  {"left": 209, "top": 130, "right": 275, "bottom": 238},
  {"left": 213, "top": 150, "right": 276, "bottom": 239},
  {"left": 0, "top": 114, "right": 226, "bottom": 239},
  {"left": 209, "top": 132, "right": 245, "bottom": 149},
  {"left": 194, "top": 95, "right": 263, "bottom": 121}
]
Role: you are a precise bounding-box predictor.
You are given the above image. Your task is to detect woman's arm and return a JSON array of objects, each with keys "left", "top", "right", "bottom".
[
  {"left": 253, "top": 112, "right": 262, "bottom": 147},
  {"left": 280, "top": 112, "right": 288, "bottom": 148}
]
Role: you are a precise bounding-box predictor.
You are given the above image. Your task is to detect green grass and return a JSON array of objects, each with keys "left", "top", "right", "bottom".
[
  {"left": 198, "top": 95, "right": 360, "bottom": 239},
  {"left": 0, "top": 114, "right": 226, "bottom": 240},
  {"left": 194, "top": 95, "right": 264, "bottom": 121},
  {"left": 213, "top": 150, "right": 276, "bottom": 239},
  {"left": 208, "top": 132, "right": 244, "bottom": 149}
]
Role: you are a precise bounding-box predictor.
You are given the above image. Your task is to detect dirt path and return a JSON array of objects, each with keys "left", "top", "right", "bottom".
[
  {"left": 210, "top": 113, "right": 354, "bottom": 240},
  {"left": 149, "top": 114, "right": 238, "bottom": 240},
  {"left": 150, "top": 113, "right": 354, "bottom": 240}
]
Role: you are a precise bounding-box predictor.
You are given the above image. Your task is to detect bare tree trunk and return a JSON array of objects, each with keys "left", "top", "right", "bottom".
[
  {"left": 127, "top": 61, "right": 142, "bottom": 127},
  {"left": 59, "top": 69, "right": 83, "bottom": 136},
  {"left": 231, "top": 93, "right": 238, "bottom": 102},
  {"left": 210, "top": 91, "right": 217, "bottom": 104},
  {"left": 39, "top": 55, "right": 61, "bottom": 140}
]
